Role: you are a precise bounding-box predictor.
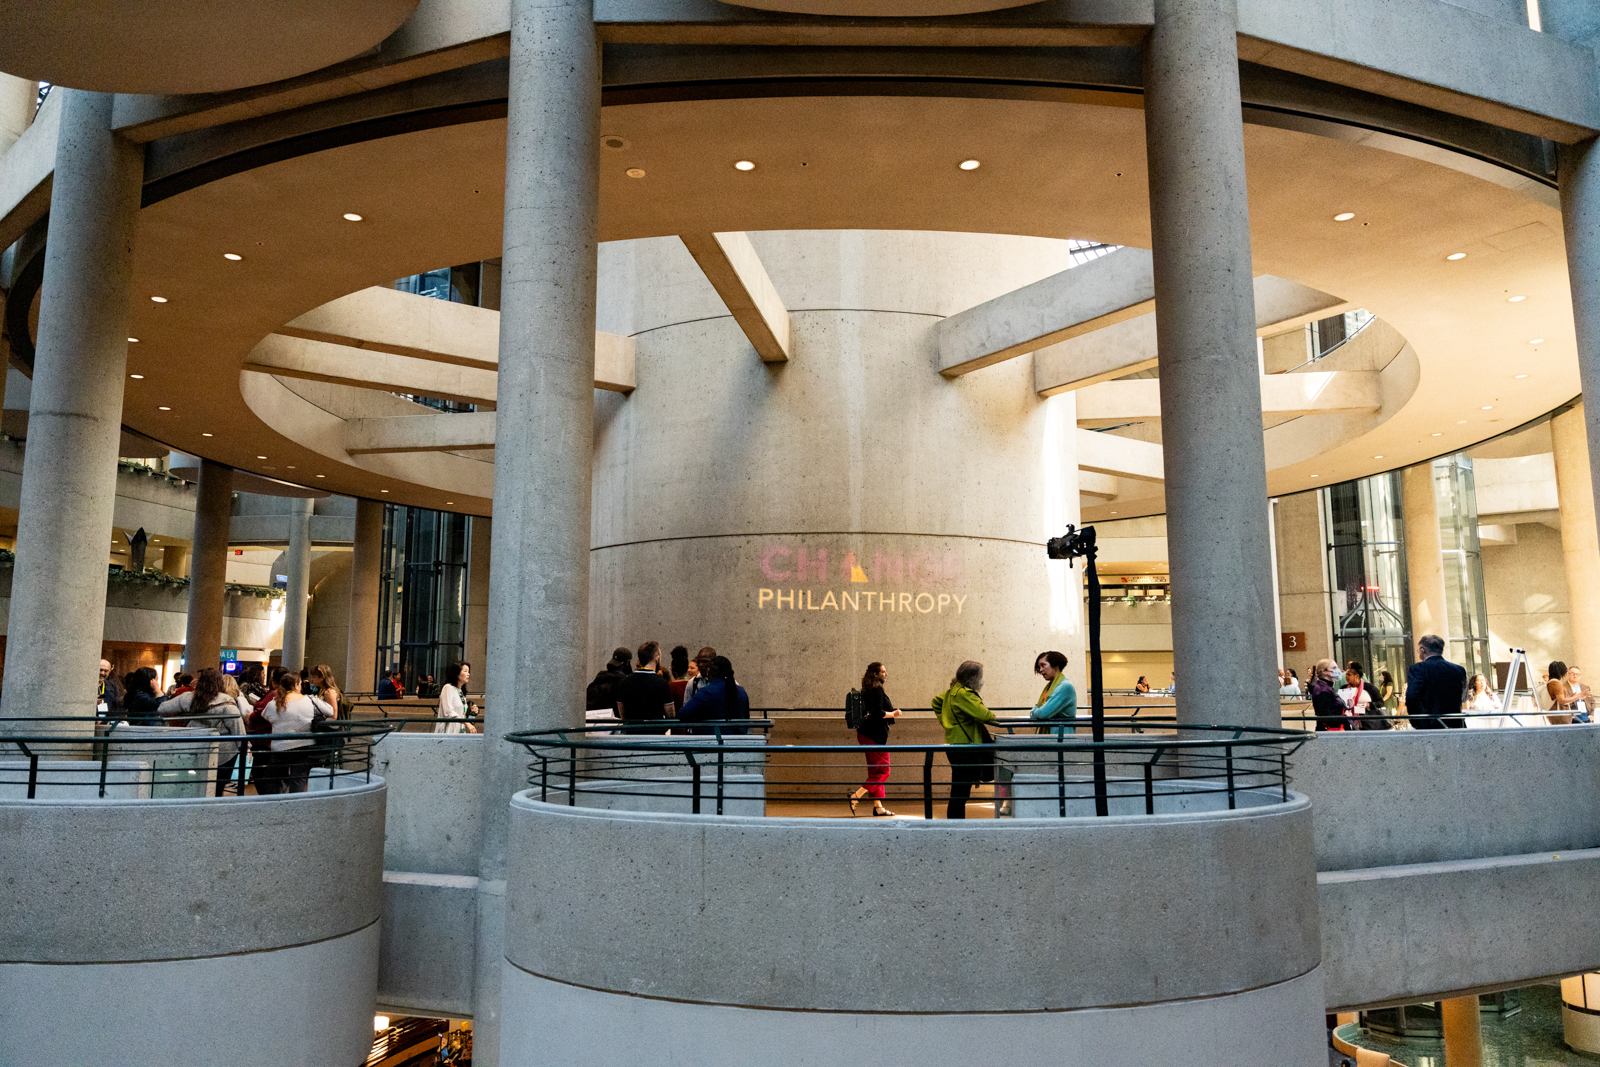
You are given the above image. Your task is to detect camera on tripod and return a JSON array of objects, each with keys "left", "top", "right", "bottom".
[{"left": 1046, "top": 523, "right": 1096, "bottom": 564}]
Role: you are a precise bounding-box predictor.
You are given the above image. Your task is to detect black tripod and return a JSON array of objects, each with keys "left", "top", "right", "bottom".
[{"left": 1046, "top": 524, "right": 1107, "bottom": 816}]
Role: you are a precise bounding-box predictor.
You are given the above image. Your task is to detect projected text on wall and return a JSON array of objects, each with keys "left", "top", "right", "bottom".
[{"left": 756, "top": 542, "right": 968, "bottom": 614}]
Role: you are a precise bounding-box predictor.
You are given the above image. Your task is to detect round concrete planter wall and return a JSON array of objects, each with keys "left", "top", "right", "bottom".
[
  {"left": 502, "top": 791, "right": 1326, "bottom": 1066},
  {"left": 0, "top": 779, "right": 386, "bottom": 1067}
]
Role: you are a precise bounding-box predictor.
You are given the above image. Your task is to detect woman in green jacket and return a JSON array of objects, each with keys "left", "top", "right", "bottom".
[{"left": 931, "top": 660, "right": 998, "bottom": 819}]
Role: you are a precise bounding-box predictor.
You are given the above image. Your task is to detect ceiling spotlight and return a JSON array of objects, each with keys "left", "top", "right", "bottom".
[
  {"left": 128, "top": 374, "right": 144, "bottom": 380},
  {"left": 287, "top": 465, "right": 296, "bottom": 469},
  {"left": 223, "top": 253, "right": 242, "bottom": 261},
  {"left": 1334, "top": 212, "right": 1356, "bottom": 221},
  {"left": 1514, "top": 373, "right": 1529, "bottom": 379},
  {"left": 343, "top": 213, "right": 363, "bottom": 221},
  {"left": 380, "top": 489, "right": 389, "bottom": 493},
  {"left": 128, "top": 337, "right": 139, "bottom": 343},
  {"left": 157, "top": 406, "right": 171, "bottom": 411},
  {"left": 1374, "top": 455, "right": 1384, "bottom": 459},
  {"left": 959, "top": 159, "right": 981, "bottom": 171},
  {"left": 201, "top": 432, "right": 213, "bottom": 437},
  {"left": 734, "top": 160, "right": 755, "bottom": 171},
  {"left": 316, "top": 474, "right": 326, "bottom": 478},
  {"left": 1457, "top": 419, "right": 1468, "bottom": 424},
  {"left": 256, "top": 455, "right": 267, "bottom": 459},
  {"left": 1481, "top": 405, "right": 1494, "bottom": 410},
  {"left": 625, "top": 168, "right": 646, "bottom": 179},
  {"left": 1446, "top": 252, "right": 1467, "bottom": 261},
  {"left": 1508, "top": 295, "right": 1526, "bottom": 302},
  {"left": 150, "top": 296, "right": 167, "bottom": 303},
  {"left": 1431, "top": 432, "right": 1443, "bottom": 437},
  {"left": 446, "top": 501, "right": 455, "bottom": 505},
  {"left": 1529, "top": 338, "right": 1545, "bottom": 345},
  {"left": 1311, "top": 474, "right": 1320, "bottom": 479}
]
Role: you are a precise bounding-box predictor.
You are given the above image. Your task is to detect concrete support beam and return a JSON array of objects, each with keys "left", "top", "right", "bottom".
[
  {"left": 346, "top": 498, "right": 383, "bottom": 693},
  {"left": 1, "top": 90, "right": 140, "bottom": 726},
  {"left": 183, "top": 459, "right": 233, "bottom": 673},
  {"left": 1551, "top": 405, "right": 1600, "bottom": 676},
  {"left": 1034, "top": 275, "right": 1346, "bottom": 396},
  {"left": 281, "top": 497, "right": 313, "bottom": 672},
  {"left": 0, "top": 74, "right": 34, "bottom": 159},
  {"left": 1402, "top": 461, "right": 1449, "bottom": 645},
  {"left": 1146, "top": 0, "right": 1278, "bottom": 729},
  {"left": 281, "top": 286, "right": 503, "bottom": 370},
  {"left": 1076, "top": 428, "right": 1165, "bottom": 483},
  {"left": 244, "top": 334, "right": 498, "bottom": 407},
  {"left": 1079, "top": 470, "right": 1121, "bottom": 499},
  {"left": 594, "top": 329, "right": 635, "bottom": 392},
  {"left": 938, "top": 248, "right": 1155, "bottom": 378},
  {"left": 1074, "top": 370, "right": 1380, "bottom": 426},
  {"left": 345, "top": 411, "right": 496, "bottom": 455},
  {"left": 476, "top": 1, "right": 599, "bottom": 1060},
  {"left": 679, "top": 231, "right": 791, "bottom": 363}
]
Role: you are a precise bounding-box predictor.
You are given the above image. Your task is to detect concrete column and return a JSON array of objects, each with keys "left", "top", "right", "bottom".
[
  {"left": 1441, "top": 995, "right": 1483, "bottom": 1067},
  {"left": 0, "top": 90, "right": 141, "bottom": 726},
  {"left": 1274, "top": 491, "right": 1335, "bottom": 667},
  {"left": 1552, "top": 406, "right": 1600, "bottom": 673},
  {"left": 345, "top": 498, "right": 384, "bottom": 692},
  {"left": 161, "top": 544, "right": 190, "bottom": 578},
  {"left": 1143, "top": 0, "right": 1277, "bottom": 728},
  {"left": 182, "top": 460, "right": 233, "bottom": 673},
  {"left": 465, "top": 515, "right": 491, "bottom": 680},
  {"left": 475, "top": 0, "right": 598, "bottom": 1059},
  {"left": 281, "top": 497, "right": 314, "bottom": 672},
  {"left": 0, "top": 74, "right": 34, "bottom": 159},
  {"left": 1402, "top": 462, "right": 1449, "bottom": 645}
]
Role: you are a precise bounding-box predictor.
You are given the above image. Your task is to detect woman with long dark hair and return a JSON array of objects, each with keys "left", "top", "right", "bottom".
[
  {"left": 679, "top": 655, "right": 750, "bottom": 731},
  {"left": 159, "top": 667, "right": 245, "bottom": 793},
  {"left": 848, "top": 661, "right": 899, "bottom": 817},
  {"left": 433, "top": 661, "right": 477, "bottom": 734},
  {"left": 122, "top": 667, "right": 163, "bottom": 725}
]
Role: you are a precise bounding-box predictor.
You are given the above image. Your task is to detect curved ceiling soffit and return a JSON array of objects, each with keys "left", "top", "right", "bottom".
[
  {"left": 0, "top": 0, "right": 422, "bottom": 94},
  {"left": 716, "top": 1, "right": 1044, "bottom": 12}
]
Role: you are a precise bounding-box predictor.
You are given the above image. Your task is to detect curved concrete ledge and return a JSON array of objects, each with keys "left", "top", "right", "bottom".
[
  {"left": 0, "top": 778, "right": 385, "bottom": 962},
  {"left": 505, "top": 792, "right": 1320, "bottom": 1014},
  {"left": 1293, "top": 726, "right": 1600, "bottom": 870},
  {"left": 0, "top": 922, "right": 379, "bottom": 1067},
  {"left": 1320, "top": 847, "right": 1600, "bottom": 1010},
  {"left": 500, "top": 962, "right": 1327, "bottom": 1067}
]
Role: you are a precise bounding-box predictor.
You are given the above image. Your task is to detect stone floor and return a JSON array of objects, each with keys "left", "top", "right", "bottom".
[{"left": 1338, "top": 985, "right": 1600, "bottom": 1066}]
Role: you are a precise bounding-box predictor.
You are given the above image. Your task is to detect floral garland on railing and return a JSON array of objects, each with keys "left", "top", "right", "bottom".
[{"left": 0, "top": 551, "right": 283, "bottom": 599}]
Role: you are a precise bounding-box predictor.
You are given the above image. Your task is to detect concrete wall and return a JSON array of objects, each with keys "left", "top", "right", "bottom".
[
  {"left": 305, "top": 549, "right": 353, "bottom": 681},
  {"left": 1483, "top": 520, "right": 1571, "bottom": 671},
  {"left": 0, "top": 781, "right": 385, "bottom": 1066},
  {"left": 592, "top": 232, "right": 1088, "bottom": 711},
  {"left": 1275, "top": 490, "right": 1334, "bottom": 665}
]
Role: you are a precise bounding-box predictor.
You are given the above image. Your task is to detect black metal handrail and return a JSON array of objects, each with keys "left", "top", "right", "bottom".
[
  {"left": 508, "top": 719, "right": 1310, "bottom": 819},
  {"left": 0, "top": 716, "right": 393, "bottom": 798},
  {"left": 1280, "top": 707, "right": 1586, "bottom": 729}
]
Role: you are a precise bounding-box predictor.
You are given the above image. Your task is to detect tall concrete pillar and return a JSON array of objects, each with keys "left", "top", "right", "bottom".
[
  {"left": 182, "top": 460, "right": 233, "bottom": 673},
  {"left": 1402, "top": 462, "right": 1449, "bottom": 645},
  {"left": 1274, "top": 491, "right": 1335, "bottom": 667},
  {"left": 1552, "top": 406, "right": 1600, "bottom": 673},
  {"left": 0, "top": 74, "right": 34, "bottom": 158},
  {"left": 1143, "top": 0, "right": 1277, "bottom": 728},
  {"left": 345, "top": 498, "right": 384, "bottom": 693},
  {"left": 281, "top": 497, "right": 314, "bottom": 672},
  {"left": 474, "top": 0, "right": 598, "bottom": 1059},
  {"left": 465, "top": 516, "right": 491, "bottom": 680},
  {"left": 1, "top": 90, "right": 141, "bottom": 726},
  {"left": 1441, "top": 995, "right": 1483, "bottom": 1067}
]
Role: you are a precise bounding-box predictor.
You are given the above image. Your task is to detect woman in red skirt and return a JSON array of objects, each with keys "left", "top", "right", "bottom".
[{"left": 849, "top": 661, "right": 901, "bottom": 816}]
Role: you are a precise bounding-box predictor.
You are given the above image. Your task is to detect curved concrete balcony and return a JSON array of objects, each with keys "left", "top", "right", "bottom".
[
  {"left": 0, "top": 744, "right": 387, "bottom": 1066},
  {"left": 1297, "top": 725, "right": 1600, "bottom": 1010}
]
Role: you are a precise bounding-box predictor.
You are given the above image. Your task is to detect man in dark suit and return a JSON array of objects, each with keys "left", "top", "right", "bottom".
[
  {"left": 1404, "top": 634, "right": 1468, "bottom": 729},
  {"left": 616, "top": 640, "right": 676, "bottom": 728}
]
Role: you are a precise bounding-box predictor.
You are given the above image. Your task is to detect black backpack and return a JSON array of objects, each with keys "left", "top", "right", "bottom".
[{"left": 845, "top": 688, "right": 865, "bottom": 730}]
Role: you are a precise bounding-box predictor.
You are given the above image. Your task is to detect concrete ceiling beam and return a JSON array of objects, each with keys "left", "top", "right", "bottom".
[
  {"left": 938, "top": 248, "right": 1155, "bottom": 378},
  {"left": 1077, "top": 428, "right": 1164, "bottom": 483},
  {"left": 1078, "top": 470, "right": 1121, "bottom": 500},
  {"left": 1075, "top": 370, "right": 1381, "bottom": 427},
  {"left": 242, "top": 333, "right": 498, "bottom": 407},
  {"left": 280, "top": 286, "right": 501, "bottom": 370},
  {"left": 679, "top": 231, "right": 791, "bottom": 363},
  {"left": 1034, "top": 275, "right": 1348, "bottom": 396},
  {"left": 344, "top": 410, "right": 496, "bottom": 455}
]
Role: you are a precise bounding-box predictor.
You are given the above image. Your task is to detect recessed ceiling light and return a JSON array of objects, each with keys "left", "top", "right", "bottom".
[
  {"left": 256, "top": 455, "right": 267, "bottom": 459},
  {"left": 1529, "top": 338, "right": 1545, "bottom": 345},
  {"left": 343, "top": 213, "right": 363, "bottom": 221},
  {"left": 128, "top": 337, "right": 139, "bottom": 343},
  {"left": 1334, "top": 212, "right": 1355, "bottom": 221},
  {"left": 150, "top": 296, "right": 167, "bottom": 303},
  {"left": 625, "top": 168, "right": 646, "bottom": 179},
  {"left": 1514, "top": 373, "right": 1529, "bottom": 379},
  {"left": 201, "top": 432, "right": 213, "bottom": 436},
  {"left": 316, "top": 474, "right": 325, "bottom": 478},
  {"left": 1374, "top": 455, "right": 1384, "bottom": 459},
  {"left": 1447, "top": 252, "right": 1467, "bottom": 261},
  {"left": 959, "top": 159, "right": 981, "bottom": 171},
  {"left": 1508, "top": 295, "right": 1526, "bottom": 302},
  {"left": 152, "top": 538, "right": 160, "bottom": 543},
  {"left": 1431, "top": 432, "right": 1443, "bottom": 437},
  {"left": 1481, "top": 405, "right": 1494, "bottom": 410},
  {"left": 380, "top": 489, "right": 389, "bottom": 493},
  {"left": 446, "top": 501, "right": 454, "bottom": 505},
  {"left": 1311, "top": 474, "right": 1320, "bottom": 479},
  {"left": 157, "top": 406, "right": 170, "bottom": 411},
  {"left": 223, "top": 253, "right": 242, "bottom": 261},
  {"left": 734, "top": 160, "right": 755, "bottom": 171},
  {"left": 1457, "top": 419, "right": 1468, "bottom": 424},
  {"left": 128, "top": 374, "right": 144, "bottom": 379}
]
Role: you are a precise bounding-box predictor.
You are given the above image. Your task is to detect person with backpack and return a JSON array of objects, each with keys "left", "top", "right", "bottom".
[{"left": 847, "top": 661, "right": 900, "bottom": 817}]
